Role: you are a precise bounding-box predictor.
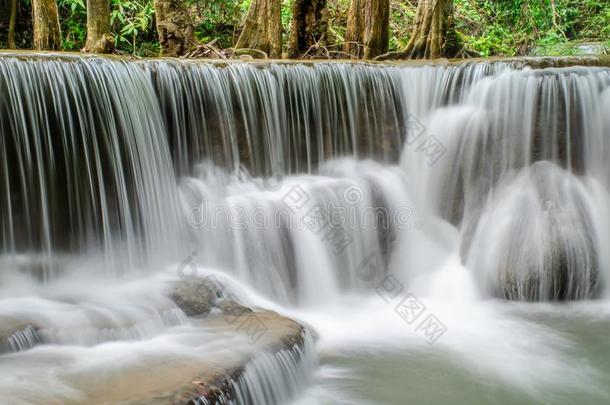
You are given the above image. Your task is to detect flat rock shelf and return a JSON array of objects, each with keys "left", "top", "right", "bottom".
[
  {"left": 67, "top": 310, "right": 313, "bottom": 405},
  {"left": 167, "top": 311, "right": 312, "bottom": 405}
]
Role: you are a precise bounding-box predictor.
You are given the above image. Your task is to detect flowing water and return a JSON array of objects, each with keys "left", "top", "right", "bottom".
[{"left": 1, "top": 53, "right": 610, "bottom": 404}]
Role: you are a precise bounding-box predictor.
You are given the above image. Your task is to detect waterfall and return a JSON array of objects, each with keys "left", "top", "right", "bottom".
[
  {"left": 0, "top": 55, "right": 185, "bottom": 278},
  {"left": 145, "top": 60, "right": 408, "bottom": 176},
  {"left": 409, "top": 66, "right": 610, "bottom": 225},
  {"left": 0, "top": 325, "right": 40, "bottom": 353},
  {"left": 229, "top": 331, "right": 315, "bottom": 405},
  {"left": 1, "top": 53, "right": 610, "bottom": 404},
  {"left": 1, "top": 53, "right": 609, "bottom": 298},
  {"left": 465, "top": 162, "right": 605, "bottom": 300},
  {"left": 190, "top": 331, "right": 315, "bottom": 405},
  {"left": 402, "top": 65, "right": 610, "bottom": 300}
]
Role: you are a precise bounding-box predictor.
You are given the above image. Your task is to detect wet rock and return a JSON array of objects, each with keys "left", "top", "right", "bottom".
[
  {"left": 170, "top": 277, "right": 224, "bottom": 317},
  {"left": 215, "top": 299, "right": 253, "bottom": 317},
  {"left": 465, "top": 162, "right": 600, "bottom": 301},
  {"left": 169, "top": 277, "right": 257, "bottom": 318},
  {"left": 167, "top": 311, "right": 311, "bottom": 405},
  {"left": 0, "top": 321, "right": 41, "bottom": 354}
]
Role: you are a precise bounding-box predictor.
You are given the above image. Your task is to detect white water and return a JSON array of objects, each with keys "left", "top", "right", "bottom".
[{"left": 1, "top": 54, "right": 610, "bottom": 404}]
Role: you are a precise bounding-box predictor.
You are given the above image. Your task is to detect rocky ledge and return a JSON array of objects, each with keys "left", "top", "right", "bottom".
[
  {"left": 2, "top": 51, "right": 610, "bottom": 70},
  {"left": 0, "top": 276, "right": 314, "bottom": 405},
  {"left": 155, "top": 276, "right": 314, "bottom": 405},
  {"left": 168, "top": 311, "right": 310, "bottom": 404}
]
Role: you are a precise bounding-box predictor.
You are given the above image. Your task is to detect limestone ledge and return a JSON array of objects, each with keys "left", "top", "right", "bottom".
[
  {"left": 130, "top": 310, "right": 308, "bottom": 405},
  {"left": 1, "top": 50, "right": 609, "bottom": 70}
]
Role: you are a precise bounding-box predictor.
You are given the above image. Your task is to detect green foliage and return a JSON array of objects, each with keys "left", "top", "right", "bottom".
[
  {"left": 326, "top": 0, "right": 348, "bottom": 44},
  {"left": 110, "top": 0, "right": 156, "bottom": 54},
  {"left": 281, "top": 0, "right": 292, "bottom": 28},
  {"left": 192, "top": 0, "right": 245, "bottom": 48},
  {"left": 281, "top": 0, "right": 292, "bottom": 45},
  {"left": 460, "top": 25, "right": 516, "bottom": 57},
  {"left": 58, "top": 0, "right": 158, "bottom": 54},
  {"left": 388, "top": 0, "right": 415, "bottom": 51},
  {"left": 453, "top": 0, "right": 610, "bottom": 57},
  {"left": 576, "top": 0, "right": 610, "bottom": 40},
  {"left": 327, "top": 0, "right": 608, "bottom": 56},
  {"left": 191, "top": 0, "right": 293, "bottom": 50},
  {"left": 59, "top": 0, "right": 87, "bottom": 50}
]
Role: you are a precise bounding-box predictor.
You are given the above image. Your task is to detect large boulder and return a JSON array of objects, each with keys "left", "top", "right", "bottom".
[{"left": 464, "top": 162, "right": 601, "bottom": 301}]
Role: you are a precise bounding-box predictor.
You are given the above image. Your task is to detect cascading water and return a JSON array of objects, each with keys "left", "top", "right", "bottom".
[
  {"left": 403, "top": 65, "right": 610, "bottom": 300},
  {"left": 146, "top": 60, "right": 407, "bottom": 176},
  {"left": 215, "top": 331, "right": 316, "bottom": 405},
  {"left": 466, "top": 161, "right": 605, "bottom": 301},
  {"left": 2, "top": 53, "right": 610, "bottom": 404},
  {"left": 0, "top": 55, "right": 186, "bottom": 278}
]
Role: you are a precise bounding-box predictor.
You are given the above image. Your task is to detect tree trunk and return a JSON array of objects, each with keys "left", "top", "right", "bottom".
[
  {"left": 288, "top": 0, "right": 328, "bottom": 58},
  {"left": 32, "top": 0, "right": 61, "bottom": 50},
  {"left": 376, "top": 0, "right": 456, "bottom": 60},
  {"left": 344, "top": 0, "right": 389, "bottom": 59},
  {"left": 8, "top": 0, "right": 18, "bottom": 49},
  {"left": 154, "top": 0, "right": 197, "bottom": 57},
  {"left": 343, "top": 0, "right": 364, "bottom": 58},
  {"left": 84, "top": 0, "right": 113, "bottom": 53},
  {"left": 362, "top": 0, "right": 389, "bottom": 59},
  {"left": 235, "top": 0, "right": 282, "bottom": 58}
]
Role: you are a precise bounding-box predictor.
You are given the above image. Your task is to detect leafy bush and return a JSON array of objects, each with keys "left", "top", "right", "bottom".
[
  {"left": 192, "top": 0, "right": 245, "bottom": 48},
  {"left": 111, "top": 0, "right": 156, "bottom": 54},
  {"left": 452, "top": 0, "right": 610, "bottom": 56},
  {"left": 59, "top": 0, "right": 87, "bottom": 50},
  {"left": 58, "top": 0, "right": 158, "bottom": 54}
]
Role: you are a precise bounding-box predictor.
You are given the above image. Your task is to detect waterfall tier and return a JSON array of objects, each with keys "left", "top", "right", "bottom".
[{"left": 1, "top": 54, "right": 609, "bottom": 299}]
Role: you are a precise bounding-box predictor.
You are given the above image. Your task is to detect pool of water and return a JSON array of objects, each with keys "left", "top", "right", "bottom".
[{"left": 291, "top": 300, "right": 610, "bottom": 405}]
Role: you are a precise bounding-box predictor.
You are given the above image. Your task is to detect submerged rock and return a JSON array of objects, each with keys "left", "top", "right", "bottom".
[
  {"left": 170, "top": 277, "right": 225, "bottom": 317},
  {"left": 169, "top": 276, "right": 258, "bottom": 319}
]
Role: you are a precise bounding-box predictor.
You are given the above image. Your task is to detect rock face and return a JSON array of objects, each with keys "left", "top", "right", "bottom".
[
  {"left": 169, "top": 277, "right": 224, "bottom": 317},
  {"left": 168, "top": 311, "right": 312, "bottom": 405},
  {"left": 165, "top": 277, "right": 315, "bottom": 405},
  {"left": 0, "top": 321, "right": 41, "bottom": 354}
]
